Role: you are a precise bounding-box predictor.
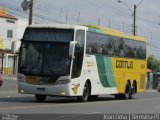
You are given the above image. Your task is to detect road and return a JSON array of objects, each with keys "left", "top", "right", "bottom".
[{"left": 0, "top": 79, "right": 160, "bottom": 119}]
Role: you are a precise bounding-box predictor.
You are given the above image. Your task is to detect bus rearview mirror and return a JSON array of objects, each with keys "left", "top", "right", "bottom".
[{"left": 69, "top": 41, "right": 77, "bottom": 58}]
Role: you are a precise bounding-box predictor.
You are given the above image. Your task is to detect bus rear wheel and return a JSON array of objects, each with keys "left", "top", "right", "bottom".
[
  {"left": 35, "top": 94, "right": 46, "bottom": 102},
  {"left": 129, "top": 84, "right": 136, "bottom": 99},
  {"left": 77, "top": 82, "right": 90, "bottom": 102},
  {"left": 115, "top": 83, "right": 131, "bottom": 100},
  {"left": 0, "top": 81, "right": 3, "bottom": 86},
  {"left": 123, "top": 83, "right": 131, "bottom": 99}
]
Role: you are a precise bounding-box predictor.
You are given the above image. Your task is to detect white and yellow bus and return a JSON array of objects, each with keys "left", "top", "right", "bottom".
[{"left": 18, "top": 24, "right": 147, "bottom": 102}]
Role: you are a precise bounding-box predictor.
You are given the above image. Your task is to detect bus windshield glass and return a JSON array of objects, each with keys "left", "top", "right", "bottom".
[
  {"left": 23, "top": 28, "right": 73, "bottom": 42},
  {"left": 19, "top": 28, "right": 74, "bottom": 76}
]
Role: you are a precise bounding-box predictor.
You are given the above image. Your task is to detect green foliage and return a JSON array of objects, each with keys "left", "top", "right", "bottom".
[{"left": 147, "top": 55, "right": 160, "bottom": 71}]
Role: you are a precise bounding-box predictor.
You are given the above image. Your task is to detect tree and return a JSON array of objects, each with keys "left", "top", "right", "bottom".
[{"left": 147, "top": 55, "right": 160, "bottom": 71}]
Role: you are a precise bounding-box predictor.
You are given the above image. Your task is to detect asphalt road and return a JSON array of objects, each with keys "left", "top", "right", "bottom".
[{"left": 0, "top": 79, "right": 160, "bottom": 119}]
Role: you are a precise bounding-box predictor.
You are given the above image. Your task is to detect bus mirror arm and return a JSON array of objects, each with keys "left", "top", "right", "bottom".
[{"left": 69, "top": 41, "right": 77, "bottom": 58}]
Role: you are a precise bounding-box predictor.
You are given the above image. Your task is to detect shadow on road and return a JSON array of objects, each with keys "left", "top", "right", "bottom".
[
  {"left": 0, "top": 96, "right": 35, "bottom": 103},
  {"left": 0, "top": 95, "right": 139, "bottom": 104}
]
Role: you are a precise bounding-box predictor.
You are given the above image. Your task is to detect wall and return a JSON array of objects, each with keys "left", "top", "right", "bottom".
[
  {"left": 0, "top": 17, "right": 17, "bottom": 50},
  {"left": 0, "top": 16, "right": 28, "bottom": 75}
]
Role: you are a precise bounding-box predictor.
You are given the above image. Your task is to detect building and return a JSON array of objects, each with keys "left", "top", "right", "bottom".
[{"left": 0, "top": 8, "right": 28, "bottom": 75}]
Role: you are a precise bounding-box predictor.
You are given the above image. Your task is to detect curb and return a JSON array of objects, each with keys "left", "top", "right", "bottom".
[
  {"left": 2, "top": 75, "right": 17, "bottom": 80},
  {"left": 145, "top": 89, "right": 157, "bottom": 92}
]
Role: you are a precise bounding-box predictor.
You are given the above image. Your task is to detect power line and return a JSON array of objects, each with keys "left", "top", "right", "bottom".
[
  {"left": 1, "top": 0, "right": 160, "bottom": 39},
  {"left": 0, "top": 0, "right": 129, "bottom": 27},
  {"left": 0, "top": 2, "right": 64, "bottom": 24},
  {"left": 147, "top": 42, "right": 160, "bottom": 50}
]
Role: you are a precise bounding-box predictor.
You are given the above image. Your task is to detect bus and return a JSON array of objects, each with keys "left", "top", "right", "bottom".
[{"left": 17, "top": 24, "right": 147, "bottom": 102}]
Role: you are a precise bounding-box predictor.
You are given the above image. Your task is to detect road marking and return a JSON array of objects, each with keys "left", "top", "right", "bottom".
[
  {"left": 154, "top": 105, "right": 160, "bottom": 108},
  {"left": 0, "top": 91, "right": 17, "bottom": 94},
  {"left": 87, "top": 112, "right": 101, "bottom": 114},
  {"left": 59, "top": 114, "right": 87, "bottom": 118},
  {"left": 55, "top": 112, "right": 102, "bottom": 118},
  {"left": 145, "top": 90, "right": 157, "bottom": 93},
  {"left": 59, "top": 112, "right": 101, "bottom": 118},
  {"left": 0, "top": 97, "right": 160, "bottom": 110}
]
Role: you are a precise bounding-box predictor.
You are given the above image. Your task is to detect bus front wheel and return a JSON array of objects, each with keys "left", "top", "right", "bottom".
[
  {"left": 35, "top": 94, "right": 46, "bottom": 102},
  {"left": 89, "top": 95, "right": 99, "bottom": 101},
  {"left": 77, "top": 82, "right": 90, "bottom": 102}
]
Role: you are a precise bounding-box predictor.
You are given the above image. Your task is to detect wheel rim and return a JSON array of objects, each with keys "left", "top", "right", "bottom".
[
  {"left": 132, "top": 86, "right": 135, "bottom": 94},
  {"left": 129, "top": 85, "right": 135, "bottom": 99},
  {"left": 125, "top": 83, "right": 131, "bottom": 99},
  {"left": 125, "top": 91, "right": 129, "bottom": 99}
]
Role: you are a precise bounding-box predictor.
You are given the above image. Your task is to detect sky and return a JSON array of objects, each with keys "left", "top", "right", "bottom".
[{"left": 1, "top": 0, "right": 160, "bottom": 59}]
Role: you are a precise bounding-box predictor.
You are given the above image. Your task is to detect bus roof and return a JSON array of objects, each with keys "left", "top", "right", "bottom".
[
  {"left": 27, "top": 24, "right": 87, "bottom": 30},
  {"left": 83, "top": 25, "right": 145, "bottom": 42},
  {"left": 27, "top": 24, "right": 145, "bottom": 42}
]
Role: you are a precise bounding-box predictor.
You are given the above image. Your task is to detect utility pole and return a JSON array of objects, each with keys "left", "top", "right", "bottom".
[
  {"left": 59, "top": 8, "right": 62, "bottom": 18},
  {"left": 66, "top": 9, "right": 68, "bottom": 23},
  {"left": 123, "top": 22, "right": 125, "bottom": 32},
  {"left": 78, "top": 11, "right": 80, "bottom": 23},
  {"left": 133, "top": 5, "right": 136, "bottom": 36},
  {"left": 28, "top": 0, "right": 33, "bottom": 25},
  {"left": 118, "top": 0, "right": 143, "bottom": 36},
  {"left": 98, "top": 17, "right": 100, "bottom": 26},
  {"left": 21, "top": 0, "right": 34, "bottom": 25},
  {"left": 108, "top": 19, "right": 111, "bottom": 28}
]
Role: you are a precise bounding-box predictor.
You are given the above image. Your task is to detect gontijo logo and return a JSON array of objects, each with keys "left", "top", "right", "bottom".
[{"left": 116, "top": 60, "right": 133, "bottom": 69}]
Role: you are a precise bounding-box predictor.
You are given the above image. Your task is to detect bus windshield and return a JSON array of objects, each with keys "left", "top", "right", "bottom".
[
  {"left": 19, "top": 28, "right": 74, "bottom": 76},
  {"left": 23, "top": 28, "right": 73, "bottom": 42}
]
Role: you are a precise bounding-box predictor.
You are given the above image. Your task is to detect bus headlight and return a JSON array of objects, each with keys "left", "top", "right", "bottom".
[
  {"left": 18, "top": 76, "right": 26, "bottom": 82},
  {"left": 57, "top": 79, "right": 70, "bottom": 84}
]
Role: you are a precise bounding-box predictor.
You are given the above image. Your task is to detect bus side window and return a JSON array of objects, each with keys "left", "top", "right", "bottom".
[{"left": 86, "top": 47, "right": 92, "bottom": 53}]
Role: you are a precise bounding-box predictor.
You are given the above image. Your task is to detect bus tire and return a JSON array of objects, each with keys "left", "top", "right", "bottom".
[
  {"left": 77, "top": 82, "right": 90, "bottom": 102},
  {"left": 0, "top": 81, "right": 3, "bottom": 86},
  {"left": 129, "top": 83, "right": 136, "bottom": 99},
  {"left": 89, "top": 95, "right": 99, "bottom": 101},
  {"left": 35, "top": 94, "right": 46, "bottom": 102},
  {"left": 114, "top": 94, "right": 122, "bottom": 99},
  {"left": 122, "top": 82, "right": 131, "bottom": 100}
]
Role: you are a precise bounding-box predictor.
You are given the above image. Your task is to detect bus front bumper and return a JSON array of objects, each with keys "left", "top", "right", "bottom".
[{"left": 18, "top": 82, "right": 79, "bottom": 96}]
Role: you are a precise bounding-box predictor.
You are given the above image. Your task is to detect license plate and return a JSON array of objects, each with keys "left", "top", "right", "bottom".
[{"left": 37, "top": 88, "right": 45, "bottom": 91}]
